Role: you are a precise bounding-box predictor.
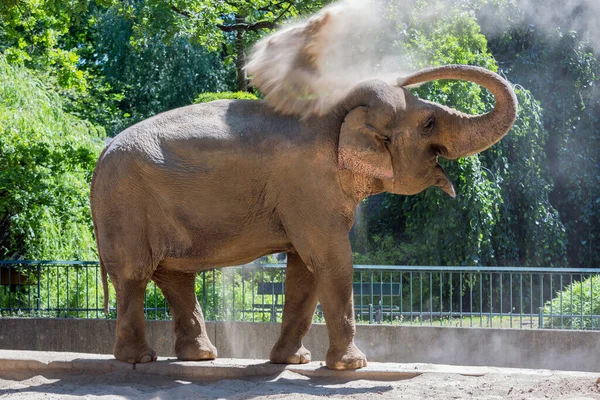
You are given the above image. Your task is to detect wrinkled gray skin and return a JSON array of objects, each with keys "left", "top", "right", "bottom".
[{"left": 91, "top": 65, "right": 517, "bottom": 370}]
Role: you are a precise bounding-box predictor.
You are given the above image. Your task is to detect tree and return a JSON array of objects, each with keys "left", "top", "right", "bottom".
[
  {"left": 483, "top": 2, "right": 600, "bottom": 268},
  {"left": 110, "top": 0, "right": 328, "bottom": 91},
  {"left": 0, "top": 57, "right": 103, "bottom": 260},
  {"left": 0, "top": 0, "right": 91, "bottom": 91},
  {"left": 84, "top": 7, "right": 235, "bottom": 135}
]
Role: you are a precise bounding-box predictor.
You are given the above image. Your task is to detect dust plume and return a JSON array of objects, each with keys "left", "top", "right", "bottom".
[
  {"left": 477, "top": 0, "right": 600, "bottom": 50},
  {"left": 246, "top": 0, "right": 411, "bottom": 117},
  {"left": 247, "top": 0, "right": 600, "bottom": 118}
]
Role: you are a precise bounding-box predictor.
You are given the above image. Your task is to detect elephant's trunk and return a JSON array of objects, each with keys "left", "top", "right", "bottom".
[{"left": 399, "top": 65, "right": 518, "bottom": 160}]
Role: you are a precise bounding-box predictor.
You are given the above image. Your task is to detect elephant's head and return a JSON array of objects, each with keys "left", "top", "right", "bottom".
[
  {"left": 246, "top": 10, "right": 518, "bottom": 198},
  {"left": 337, "top": 65, "right": 518, "bottom": 197}
]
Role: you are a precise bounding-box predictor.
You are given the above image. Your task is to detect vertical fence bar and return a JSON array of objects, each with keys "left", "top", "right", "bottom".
[
  {"left": 37, "top": 264, "right": 41, "bottom": 313},
  {"left": 520, "top": 274, "right": 523, "bottom": 328},
  {"left": 410, "top": 271, "right": 413, "bottom": 324},
  {"left": 560, "top": 274, "right": 563, "bottom": 329},
  {"left": 420, "top": 272, "right": 423, "bottom": 326},
  {"left": 549, "top": 274, "right": 553, "bottom": 328},
  {"left": 538, "top": 274, "right": 543, "bottom": 329},
  {"left": 370, "top": 271, "right": 374, "bottom": 325},
  {"left": 509, "top": 273, "right": 513, "bottom": 328},
  {"left": 66, "top": 265, "right": 69, "bottom": 318},
  {"left": 449, "top": 272, "right": 453, "bottom": 327},
  {"left": 459, "top": 272, "right": 463, "bottom": 327},
  {"left": 232, "top": 269, "right": 236, "bottom": 321},
  {"left": 570, "top": 274, "right": 574, "bottom": 329},
  {"left": 359, "top": 270, "right": 363, "bottom": 323},
  {"left": 489, "top": 272, "right": 493, "bottom": 327},
  {"left": 379, "top": 270, "right": 383, "bottom": 324},
  {"left": 56, "top": 264, "right": 59, "bottom": 317},
  {"left": 85, "top": 265, "right": 89, "bottom": 318},
  {"left": 590, "top": 273, "right": 595, "bottom": 330},
  {"left": 439, "top": 272, "right": 443, "bottom": 326},
  {"left": 95, "top": 264, "right": 99, "bottom": 318},
  {"left": 213, "top": 270, "right": 216, "bottom": 321},
  {"left": 251, "top": 269, "right": 255, "bottom": 322},
  {"left": 76, "top": 265, "right": 80, "bottom": 318},
  {"left": 48, "top": 265, "right": 51, "bottom": 315},
  {"left": 389, "top": 270, "right": 393, "bottom": 324},
  {"left": 469, "top": 272, "right": 473, "bottom": 327},
  {"left": 499, "top": 272, "right": 503, "bottom": 327},
  {"left": 580, "top": 273, "right": 584, "bottom": 328},
  {"left": 429, "top": 272, "right": 433, "bottom": 326},
  {"left": 399, "top": 272, "right": 403, "bottom": 325},
  {"left": 529, "top": 273, "right": 533, "bottom": 328},
  {"left": 479, "top": 271, "right": 483, "bottom": 327}
]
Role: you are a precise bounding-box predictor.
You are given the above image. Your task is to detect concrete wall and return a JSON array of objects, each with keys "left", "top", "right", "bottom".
[{"left": 1, "top": 318, "right": 598, "bottom": 372}]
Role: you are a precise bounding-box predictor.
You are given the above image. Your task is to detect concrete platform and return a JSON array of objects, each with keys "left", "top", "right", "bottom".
[
  {"left": 2, "top": 350, "right": 600, "bottom": 399},
  {"left": 0, "top": 350, "right": 597, "bottom": 381}
]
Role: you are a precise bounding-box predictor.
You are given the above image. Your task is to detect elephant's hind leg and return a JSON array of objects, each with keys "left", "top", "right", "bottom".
[
  {"left": 111, "top": 272, "right": 157, "bottom": 364},
  {"left": 152, "top": 268, "right": 217, "bottom": 361},
  {"left": 270, "top": 251, "right": 318, "bottom": 364}
]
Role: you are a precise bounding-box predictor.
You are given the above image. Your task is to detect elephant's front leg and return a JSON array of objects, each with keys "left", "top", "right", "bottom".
[
  {"left": 314, "top": 246, "right": 366, "bottom": 370},
  {"left": 270, "top": 251, "right": 318, "bottom": 364}
]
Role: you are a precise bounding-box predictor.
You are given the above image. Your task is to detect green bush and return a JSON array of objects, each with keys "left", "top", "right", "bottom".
[
  {"left": 194, "top": 91, "right": 258, "bottom": 104},
  {"left": 544, "top": 275, "right": 600, "bottom": 329},
  {"left": 0, "top": 57, "right": 104, "bottom": 260}
]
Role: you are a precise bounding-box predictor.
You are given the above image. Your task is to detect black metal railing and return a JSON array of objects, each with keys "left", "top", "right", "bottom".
[{"left": 1, "top": 261, "right": 599, "bottom": 329}]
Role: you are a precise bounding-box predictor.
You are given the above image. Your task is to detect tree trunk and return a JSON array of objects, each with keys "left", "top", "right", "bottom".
[{"left": 235, "top": 15, "right": 248, "bottom": 92}]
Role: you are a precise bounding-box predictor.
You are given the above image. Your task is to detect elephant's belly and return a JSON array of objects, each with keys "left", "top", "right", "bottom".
[
  {"left": 160, "top": 241, "right": 292, "bottom": 272},
  {"left": 158, "top": 221, "right": 292, "bottom": 272}
]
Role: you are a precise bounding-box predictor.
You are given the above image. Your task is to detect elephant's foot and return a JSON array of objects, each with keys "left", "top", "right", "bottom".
[
  {"left": 326, "top": 343, "right": 367, "bottom": 370},
  {"left": 175, "top": 336, "right": 217, "bottom": 361},
  {"left": 114, "top": 340, "right": 157, "bottom": 364},
  {"left": 269, "top": 341, "right": 311, "bottom": 364}
]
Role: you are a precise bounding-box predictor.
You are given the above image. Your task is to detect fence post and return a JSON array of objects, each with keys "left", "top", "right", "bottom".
[
  {"left": 36, "top": 264, "right": 41, "bottom": 312},
  {"left": 538, "top": 307, "right": 544, "bottom": 329},
  {"left": 369, "top": 304, "right": 374, "bottom": 324}
]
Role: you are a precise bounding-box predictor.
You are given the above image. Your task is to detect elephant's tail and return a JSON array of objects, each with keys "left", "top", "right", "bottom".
[
  {"left": 91, "top": 145, "right": 110, "bottom": 315},
  {"left": 99, "top": 256, "right": 109, "bottom": 315}
]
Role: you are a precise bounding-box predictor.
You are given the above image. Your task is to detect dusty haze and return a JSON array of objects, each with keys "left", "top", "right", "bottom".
[{"left": 247, "top": 0, "right": 600, "bottom": 117}]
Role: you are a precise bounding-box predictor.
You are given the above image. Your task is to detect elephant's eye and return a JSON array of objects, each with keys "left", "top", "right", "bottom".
[{"left": 422, "top": 116, "right": 435, "bottom": 135}]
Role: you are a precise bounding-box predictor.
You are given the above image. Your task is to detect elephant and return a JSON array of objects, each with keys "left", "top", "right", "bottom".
[{"left": 90, "top": 11, "right": 517, "bottom": 370}]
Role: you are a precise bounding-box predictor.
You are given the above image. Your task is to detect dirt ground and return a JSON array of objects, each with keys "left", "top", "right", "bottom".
[{"left": 1, "top": 367, "right": 600, "bottom": 399}]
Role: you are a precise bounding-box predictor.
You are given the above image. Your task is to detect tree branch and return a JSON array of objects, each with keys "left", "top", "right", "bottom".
[
  {"left": 170, "top": 6, "right": 192, "bottom": 18},
  {"left": 217, "top": 1, "right": 294, "bottom": 32},
  {"left": 218, "top": 20, "right": 276, "bottom": 32},
  {"left": 272, "top": 1, "right": 294, "bottom": 25}
]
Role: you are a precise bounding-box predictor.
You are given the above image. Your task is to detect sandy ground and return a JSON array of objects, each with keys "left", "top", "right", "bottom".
[{"left": 1, "top": 367, "right": 600, "bottom": 399}]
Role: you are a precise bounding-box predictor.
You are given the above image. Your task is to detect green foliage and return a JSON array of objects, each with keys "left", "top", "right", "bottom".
[
  {"left": 85, "top": 8, "right": 235, "bottom": 135},
  {"left": 107, "top": 0, "right": 327, "bottom": 53},
  {"left": 487, "top": 23, "right": 600, "bottom": 268},
  {"left": 0, "top": 0, "right": 92, "bottom": 91},
  {"left": 544, "top": 275, "right": 600, "bottom": 329},
  {"left": 194, "top": 91, "right": 258, "bottom": 104},
  {"left": 0, "top": 58, "right": 103, "bottom": 260}
]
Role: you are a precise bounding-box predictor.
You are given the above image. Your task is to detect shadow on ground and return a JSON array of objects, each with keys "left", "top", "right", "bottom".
[{"left": 0, "top": 360, "right": 399, "bottom": 399}]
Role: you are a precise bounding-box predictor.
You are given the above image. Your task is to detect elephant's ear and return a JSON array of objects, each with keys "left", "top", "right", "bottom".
[{"left": 338, "top": 107, "right": 393, "bottom": 180}]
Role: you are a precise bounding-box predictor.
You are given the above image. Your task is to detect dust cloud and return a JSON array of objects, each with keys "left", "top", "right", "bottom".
[
  {"left": 247, "top": 0, "right": 600, "bottom": 118},
  {"left": 246, "top": 0, "right": 412, "bottom": 117}
]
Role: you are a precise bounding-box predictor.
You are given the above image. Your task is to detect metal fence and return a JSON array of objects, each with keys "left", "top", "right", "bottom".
[{"left": 1, "top": 260, "right": 599, "bottom": 330}]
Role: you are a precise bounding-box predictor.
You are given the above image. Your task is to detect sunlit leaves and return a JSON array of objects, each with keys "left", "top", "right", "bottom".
[{"left": 0, "top": 58, "right": 103, "bottom": 260}]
